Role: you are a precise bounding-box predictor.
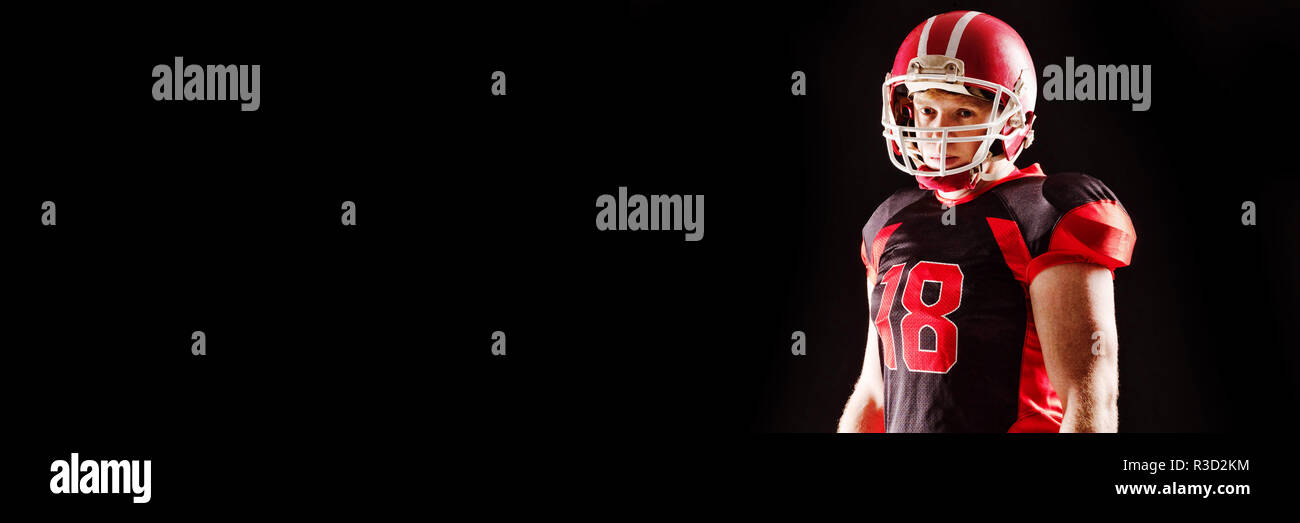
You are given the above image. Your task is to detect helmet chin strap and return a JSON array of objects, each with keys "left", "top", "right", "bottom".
[
  {"left": 923, "top": 152, "right": 1011, "bottom": 194},
  {"left": 961, "top": 163, "right": 983, "bottom": 190},
  {"left": 970, "top": 152, "right": 1020, "bottom": 185},
  {"left": 959, "top": 153, "right": 998, "bottom": 190}
]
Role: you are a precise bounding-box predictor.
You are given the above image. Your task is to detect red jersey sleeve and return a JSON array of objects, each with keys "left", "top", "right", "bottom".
[{"left": 1027, "top": 199, "right": 1136, "bottom": 284}]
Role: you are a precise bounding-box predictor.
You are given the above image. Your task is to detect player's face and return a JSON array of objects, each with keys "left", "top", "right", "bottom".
[{"left": 911, "top": 90, "right": 994, "bottom": 170}]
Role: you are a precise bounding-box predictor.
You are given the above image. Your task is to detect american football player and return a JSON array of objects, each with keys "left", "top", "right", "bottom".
[{"left": 837, "top": 11, "right": 1136, "bottom": 432}]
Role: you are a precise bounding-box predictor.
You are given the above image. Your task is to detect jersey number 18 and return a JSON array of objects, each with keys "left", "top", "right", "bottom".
[{"left": 874, "top": 261, "right": 964, "bottom": 374}]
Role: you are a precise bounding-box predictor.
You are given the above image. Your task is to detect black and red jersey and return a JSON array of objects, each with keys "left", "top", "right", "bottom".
[{"left": 860, "top": 164, "right": 1136, "bottom": 432}]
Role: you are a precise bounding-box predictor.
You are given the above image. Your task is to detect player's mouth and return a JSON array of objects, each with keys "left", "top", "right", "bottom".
[{"left": 927, "top": 155, "right": 962, "bottom": 167}]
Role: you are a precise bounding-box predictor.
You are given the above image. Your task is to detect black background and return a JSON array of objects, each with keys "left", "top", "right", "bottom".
[{"left": 2, "top": 0, "right": 1295, "bottom": 514}]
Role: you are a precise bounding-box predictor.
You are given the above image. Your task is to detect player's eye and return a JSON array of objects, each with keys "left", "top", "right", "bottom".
[
  {"left": 957, "top": 109, "right": 975, "bottom": 118},
  {"left": 919, "top": 107, "right": 936, "bottom": 116}
]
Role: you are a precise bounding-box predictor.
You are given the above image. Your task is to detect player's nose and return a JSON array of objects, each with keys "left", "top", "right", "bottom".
[{"left": 919, "top": 122, "right": 943, "bottom": 138}]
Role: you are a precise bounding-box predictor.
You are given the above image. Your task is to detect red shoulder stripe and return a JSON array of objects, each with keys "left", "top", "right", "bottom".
[
  {"left": 983, "top": 217, "right": 1065, "bottom": 432},
  {"left": 866, "top": 223, "right": 902, "bottom": 283},
  {"left": 1027, "top": 200, "right": 1136, "bottom": 284}
]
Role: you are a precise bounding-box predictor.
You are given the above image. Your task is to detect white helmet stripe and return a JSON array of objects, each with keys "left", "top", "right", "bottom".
[
  {"left": 918, "top": 16, "right": 936, "bottom": 56},
  {"left": 945, "top": 11, "right": 983, "bottom": 57}
]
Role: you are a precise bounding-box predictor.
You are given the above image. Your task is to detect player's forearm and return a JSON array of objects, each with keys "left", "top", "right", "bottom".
[
  {"left": 1058, "top": 377, "right": 1118, "bottom": 433},
  {"left": 1030, "top": 263, "right": 1122, "bottom": 433},
  {"left": 837, "top": 385, "right": 885, "bottom": 433},
  {"left": 836, "top": 387, "right": 866, "bottom": 432}
]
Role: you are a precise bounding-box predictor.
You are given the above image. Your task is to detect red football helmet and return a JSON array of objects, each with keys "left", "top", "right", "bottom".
[{"left": 881, "top": 11, "right": 1037, "bottom": 188}]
